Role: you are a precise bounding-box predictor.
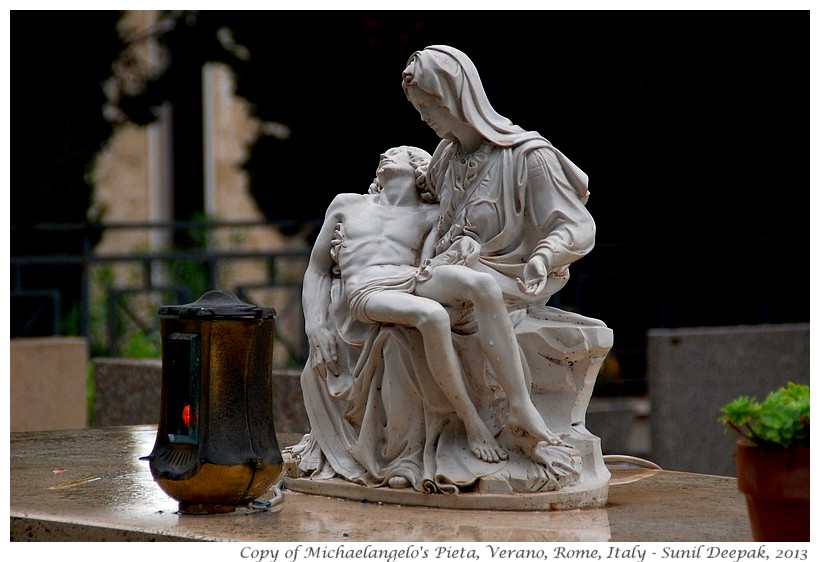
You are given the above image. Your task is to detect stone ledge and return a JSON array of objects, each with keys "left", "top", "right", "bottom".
[{"left": 91, "top": 359, "right": 309, "bottom": 434}]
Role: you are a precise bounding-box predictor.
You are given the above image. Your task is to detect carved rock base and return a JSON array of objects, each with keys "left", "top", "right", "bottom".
[
  {"left": 283, "top": 430, "right": 609, "bottom": 511},
  {"left": 283, "top": 474, "right": 607, "bottom": 511}
]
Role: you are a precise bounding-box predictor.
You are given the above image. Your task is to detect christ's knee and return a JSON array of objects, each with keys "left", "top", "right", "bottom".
[
  {"left": 415, "top": 305, "right": 451, "bottom": 339},
  {"left": 468, "top": 273, "right": 504, "bottom": 309}
]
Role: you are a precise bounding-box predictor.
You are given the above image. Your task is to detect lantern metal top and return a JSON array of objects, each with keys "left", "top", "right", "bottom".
[{"left": 159, "top": 290, "right": 276, "bottom": 319}]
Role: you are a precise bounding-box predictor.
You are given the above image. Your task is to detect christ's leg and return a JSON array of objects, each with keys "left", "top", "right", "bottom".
[
  {"left": 418, "top": 266, "right": 562, "bottom": 456},
  {"left": 365, "top": 291, "right": 506, "bottom": 463}
]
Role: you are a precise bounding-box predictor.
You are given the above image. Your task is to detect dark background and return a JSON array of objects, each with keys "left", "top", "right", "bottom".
[{"left": 11, "top": 11, "right": 809, "bottom": 388}]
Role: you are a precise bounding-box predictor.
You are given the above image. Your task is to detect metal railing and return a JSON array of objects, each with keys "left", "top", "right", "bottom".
[
  {"left": 11, "top": 221, "right": 809, "bottom": 393},
  {"left": 11, "top": 220, "right": 317, "bottom": 362}
]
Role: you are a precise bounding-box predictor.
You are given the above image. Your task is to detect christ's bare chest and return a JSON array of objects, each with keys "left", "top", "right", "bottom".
[{"left": 341, "top": 202, "right": 436, "bottom": 265}]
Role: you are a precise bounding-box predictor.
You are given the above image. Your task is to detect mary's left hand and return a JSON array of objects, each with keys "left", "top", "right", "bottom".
[{"left": 516, "top": 255, "right": 549, "bottom": 296}]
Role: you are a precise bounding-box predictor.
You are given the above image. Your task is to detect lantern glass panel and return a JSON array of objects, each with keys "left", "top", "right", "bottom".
[{"left": 165, "top": 332, "right": 200, "bottom": 444}]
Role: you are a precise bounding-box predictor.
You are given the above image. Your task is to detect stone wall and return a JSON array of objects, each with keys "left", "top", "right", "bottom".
[
  {"left": 92, "top": 358, "right": 309, "bottom": 434},
  {"left": 585, "top": 396, "right": 651, "bottom": 458},
  {"left": 93, "top": 358, "right": 162, "bottom": 427},
  {"left": 10, "top": 337, "right": 89, "bottom": 432},
  {"left": 647, "top": 323, "right": 810, "bottom": 476}
]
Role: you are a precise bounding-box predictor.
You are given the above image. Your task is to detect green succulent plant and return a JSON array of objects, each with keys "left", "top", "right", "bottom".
[{"left": 718, "top": 382, "right": 809, "bottom": 449}]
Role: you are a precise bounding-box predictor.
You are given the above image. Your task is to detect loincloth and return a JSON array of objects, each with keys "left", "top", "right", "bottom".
[{"left": 347, "top": 266, "right": 421, "bottom": 323}]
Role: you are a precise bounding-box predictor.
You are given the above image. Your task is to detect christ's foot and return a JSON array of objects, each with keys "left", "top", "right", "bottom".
[{"left": 465, "top": 423, "right": 508, "bottom": 463}]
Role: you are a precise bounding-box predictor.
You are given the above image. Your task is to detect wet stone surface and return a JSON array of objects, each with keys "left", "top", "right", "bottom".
[{"left": 11, "top": 425, "right": 753, "bottom": 542}]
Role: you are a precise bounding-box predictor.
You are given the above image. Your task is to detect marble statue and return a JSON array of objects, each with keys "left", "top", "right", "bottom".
[{"left": 285, "top": 45, "right": 614, "bottom": 509}]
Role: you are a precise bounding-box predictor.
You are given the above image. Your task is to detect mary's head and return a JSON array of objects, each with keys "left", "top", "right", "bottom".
[
  {"left": 402, "top": 46, "right": 525, "bottom": 146},
  {"left": 402, "top": 46, "right": 472, "bottom": 128}
]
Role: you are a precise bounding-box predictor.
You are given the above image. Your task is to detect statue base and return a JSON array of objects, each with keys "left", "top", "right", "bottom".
[
  {"left": 283, "top": 474, "right": 608, "bottom": 511},
  {"left": 282, "top": 429, "right": 609, "bottom": 511}
]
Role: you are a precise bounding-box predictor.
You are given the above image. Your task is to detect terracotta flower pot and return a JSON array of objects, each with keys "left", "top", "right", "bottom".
[{"left": 735, "top": 439, "right": 810, "bottom": 542}]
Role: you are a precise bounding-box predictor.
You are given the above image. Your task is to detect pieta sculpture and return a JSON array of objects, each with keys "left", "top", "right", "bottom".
[{"left": 284, "top": 45, "right": 613, "bottom": 510}]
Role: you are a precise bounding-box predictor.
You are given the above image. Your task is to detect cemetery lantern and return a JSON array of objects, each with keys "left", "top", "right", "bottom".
[{"left": 143, "top": 290, "right": 283, "bottom": 514}]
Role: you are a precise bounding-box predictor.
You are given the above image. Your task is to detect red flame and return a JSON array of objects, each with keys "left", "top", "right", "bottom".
[{"left": 182, "top": 404, "right": 192, "bottom": 428}]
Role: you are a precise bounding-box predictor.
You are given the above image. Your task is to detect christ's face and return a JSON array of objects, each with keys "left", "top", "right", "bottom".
[
  {"left": 377, "top": 148, "right": 414, "bottom": 178},
  {"left": 369, "top": 148, "right": 415, "bottom": 195}
]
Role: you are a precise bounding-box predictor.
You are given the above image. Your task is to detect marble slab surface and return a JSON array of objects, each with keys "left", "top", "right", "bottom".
[{"left": 10, "top": 425, "right": 753, "bottom": 542}]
